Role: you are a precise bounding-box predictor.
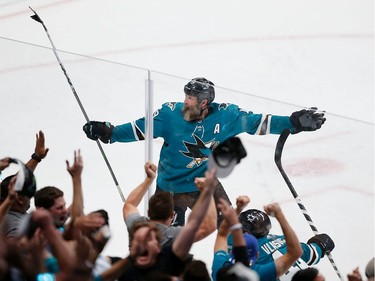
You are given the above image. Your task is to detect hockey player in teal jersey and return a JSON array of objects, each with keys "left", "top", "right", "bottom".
[
  {"left": 83, "top": 77, "right": 326, "bottom": 226},
  {"left": 237, "top": 208, "right": 335, "bottom": 281},
  {"left": 212, "top": 200, "right": 303, "bottom": 281}
]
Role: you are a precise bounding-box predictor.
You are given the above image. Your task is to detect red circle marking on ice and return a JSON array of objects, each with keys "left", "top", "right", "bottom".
[{"left": 284, "top": 158, "right": 344, "bottom": 176}]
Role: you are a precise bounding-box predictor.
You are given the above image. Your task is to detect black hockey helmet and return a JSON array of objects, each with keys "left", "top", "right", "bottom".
[
  {"left": 239, "top": 209, "right": 272, "bottom": 238},
  {"left": 184, "top": 77, "right": 215, "bottom": 104}
]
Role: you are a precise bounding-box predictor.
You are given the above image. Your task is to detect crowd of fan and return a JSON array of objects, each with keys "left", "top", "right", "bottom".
[{"left": 0, "top": 131, "right": 373, "bottom": 281}]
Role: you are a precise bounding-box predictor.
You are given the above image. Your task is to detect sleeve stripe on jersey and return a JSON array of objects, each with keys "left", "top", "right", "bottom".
[
  {"left": 132, "top": 122, "right": 145, "bottom": 140},
  {"left": 305, "top": 244, "right": 321, "bottom": 265},
  {"left": 255, "top": 114, "right": 272, "bottom": 135}
]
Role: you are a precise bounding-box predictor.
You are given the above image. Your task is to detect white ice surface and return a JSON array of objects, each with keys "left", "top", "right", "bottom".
[{"left": 0, "top": 1, "right": 374, "bottom": 280}]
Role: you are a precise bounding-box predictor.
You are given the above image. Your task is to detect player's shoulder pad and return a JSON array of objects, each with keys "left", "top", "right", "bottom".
[
  {"left": 153, "top": 102, "right": 181, "bottom": 118},
  {"left": 215, "top": 102, "right": 249, "bottom": 111},
  {"left": 161, "top": 102, "right": 181, "bottom": 111},
  {"left": 213, "top": 102, "right": 252, "bottom": 114},
  {"left": 216, "top": 102, "right": 233, "bottom": 110}
]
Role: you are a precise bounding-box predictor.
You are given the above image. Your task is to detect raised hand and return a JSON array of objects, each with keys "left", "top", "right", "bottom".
[
  {"left": 144, "top": 161, "right": 157, "bottom": 180},
  {"left": 347, "top": 267, "right": 363, "bottom": 281},
  {"left": 263, "top": 202, "right": 282, "bottom": 218},
  {"left": 235, "top": 195, "right": 250, "bottom": 214},
  {"left": 34, "top": 130, "right": 49, "bottom": 159},
  {"left": 218, "top": 198, "right": 238, "bottom": 227},
  {"left": 66, "top": 150, "right": 83, "bottom": 178},
  {"left": 194, "top": 177, "right": 207, "bottom": 191}
]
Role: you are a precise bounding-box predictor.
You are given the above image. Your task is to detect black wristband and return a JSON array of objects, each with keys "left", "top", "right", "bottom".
[{"left": 31, "top": 153, "right": 42, "bottom": 162}]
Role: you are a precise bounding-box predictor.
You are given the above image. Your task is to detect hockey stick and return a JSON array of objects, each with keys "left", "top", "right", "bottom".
[
  {"left": 29, "top": 7, "right": 126, "bottom": 202},
  {"left": 274, "top": 129, "right": 344, "bottom": 281}
]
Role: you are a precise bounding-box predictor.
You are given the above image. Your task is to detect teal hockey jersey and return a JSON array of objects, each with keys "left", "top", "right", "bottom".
[{"left": 111, "top": 102, "right": 294, "bottom": 193}]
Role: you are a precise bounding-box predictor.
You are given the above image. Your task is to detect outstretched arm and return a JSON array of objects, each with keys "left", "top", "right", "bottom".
[
  {"left": 172, "top": 168, "right": 218, "bottom": 260},
  {"left": 249, "top": 108, "right": 325, "bottom": 135},
  {"left": 264, "top": 203, "right": 302, "bottom": 277},
  {"left": 122, "top": 161, "right": 157, "bottom": 221}
]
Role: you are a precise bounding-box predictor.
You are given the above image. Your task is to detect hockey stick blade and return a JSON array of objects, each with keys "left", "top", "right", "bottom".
[
  {"left": 274, "top": 129, "right": 298, "bottom": 198},
  {"left": 274, "top": 128, "right": 290, "bottom": 169},
  {"left": 275, "top": 129, "right": 317, "bottom": 231},
  {"left": 29, "top": 7, "right": 43, "bottom": 24},
  {"left": 274, "top": 128, "right": 345, "bottom": 281}
]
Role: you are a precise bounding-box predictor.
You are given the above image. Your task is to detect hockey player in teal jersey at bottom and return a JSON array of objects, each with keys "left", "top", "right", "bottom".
[
  {"left": 212, "top": 200, "right": 303, "bottom": 281},
  {"left": 236, "top": 208, "right": 335, "bottom": 281},
  {"left": 83, "top": 77, "right": 326, "bottom": 226}
]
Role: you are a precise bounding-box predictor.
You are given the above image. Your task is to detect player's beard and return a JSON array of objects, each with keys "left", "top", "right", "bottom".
[{"left": 182, "top": 103, "right": 203, "bottom": 121}]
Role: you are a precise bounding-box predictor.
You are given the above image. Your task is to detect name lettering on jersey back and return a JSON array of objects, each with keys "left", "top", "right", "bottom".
[{"left": 261, "top": 237, "right": 286, "bottom": 254}]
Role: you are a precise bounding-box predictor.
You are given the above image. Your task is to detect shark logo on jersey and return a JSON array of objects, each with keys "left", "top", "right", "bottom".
[{"left": 180, "top": 134, "right": 217, "bottom": 168}]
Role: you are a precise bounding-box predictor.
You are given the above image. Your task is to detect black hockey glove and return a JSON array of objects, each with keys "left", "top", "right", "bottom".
[
  {"left": 307, "top": 233, "right": 335, "bottom": 257},
  {"left": 289, "top": 107, "right": 326, "bottom": 134},
  {"left": 83, "top": 121, "right": 113, "bottom": 144}
]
